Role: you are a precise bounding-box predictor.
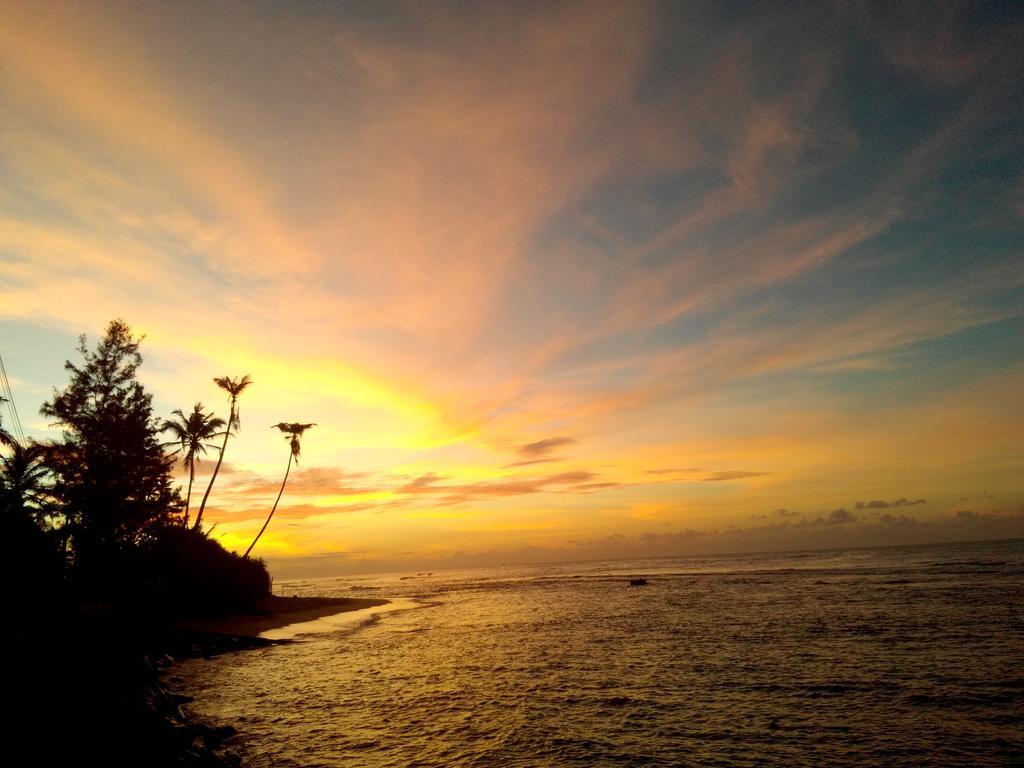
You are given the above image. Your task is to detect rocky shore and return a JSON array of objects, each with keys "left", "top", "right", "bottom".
[
  {"left": 127, "top": 633, "right": 283, "bottom": 766},
  {"left": 6, "top": 597, "right": 386, "bottom": 766}
]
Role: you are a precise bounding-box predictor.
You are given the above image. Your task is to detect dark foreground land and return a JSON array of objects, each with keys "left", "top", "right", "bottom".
[
  {"left": 5, "top": 597, "right": 387, "bottom": 767},
  {"left": 0, "top": 322, "right": 391, "bottom": 764}
]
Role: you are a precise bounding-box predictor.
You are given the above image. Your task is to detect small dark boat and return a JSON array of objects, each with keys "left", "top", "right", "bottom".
[{"left": 629, "top": 578, "right": 648, "bottom": 586}]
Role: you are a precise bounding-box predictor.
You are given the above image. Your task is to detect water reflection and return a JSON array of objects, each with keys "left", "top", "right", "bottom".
[{"left": 178, "top": 541, "right": 1024, "bottom": 767}]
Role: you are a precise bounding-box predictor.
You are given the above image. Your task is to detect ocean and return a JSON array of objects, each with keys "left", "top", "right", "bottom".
[{"left": 175, "top": 540, "right": 1024, "bottom": 767}]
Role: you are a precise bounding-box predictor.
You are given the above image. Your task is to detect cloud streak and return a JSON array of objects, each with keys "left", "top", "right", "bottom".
[{"left": 1, "top": 1, "right": 1021, "bottom": 565}]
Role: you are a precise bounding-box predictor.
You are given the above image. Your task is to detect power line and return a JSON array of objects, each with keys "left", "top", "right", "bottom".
[
  {"left": 0, "top": 358, "right": 20, "bottom": 443},
  {"left": 0, "top": 351, "right": 26, "bottom": 444},
  {"left": 5, "top": 385, "right": 26, "bottom": 444}
]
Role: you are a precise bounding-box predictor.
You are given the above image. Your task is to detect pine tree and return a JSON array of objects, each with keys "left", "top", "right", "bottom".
[{"left": 41, "top": 320, "right": 180, "bottom": 574}]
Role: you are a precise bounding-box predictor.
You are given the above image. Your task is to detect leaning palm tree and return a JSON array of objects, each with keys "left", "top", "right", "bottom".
[
  {"left": 244, "top": 422, "right": 315, "bottom": 558},
  {"left": 195, "top": 374, "right": 252, "bottom": 531},
  {"left": 161, "top": 402, "right": 226, "bottom": 527}
]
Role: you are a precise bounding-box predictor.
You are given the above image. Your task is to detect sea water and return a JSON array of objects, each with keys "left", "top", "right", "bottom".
[{"left": 176, "top": 540, "right": 1024, "bottom": 766}]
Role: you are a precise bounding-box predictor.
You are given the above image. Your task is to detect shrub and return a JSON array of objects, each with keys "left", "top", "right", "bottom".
[{"left": 127, "top": 525, "right": 271, "bottom": 614}]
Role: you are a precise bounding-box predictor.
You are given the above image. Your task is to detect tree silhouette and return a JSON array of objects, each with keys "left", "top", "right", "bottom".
[
  {"left": 194, "top": 374, "right": 252, "bottom": 531},
  {"left": 244, "top": 422, "right": 315, "bottom": 558},
  {"left": 161, "top": 402, "right": 226, "bottom": 528},
  {"left": 0, "top": 441, "right": 52, "bottom": 524},
  {"left": 1, "top": 440, "right": 64, "bottom": 600},
  {"left": 40, "top": 319, "right": 179, "bottom": 574}
]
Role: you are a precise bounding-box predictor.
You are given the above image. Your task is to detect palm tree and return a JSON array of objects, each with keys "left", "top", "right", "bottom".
[
  {"left": 0, "top": 441, "right": 50, "bottom": 520},
  {"left": 195, "top": 374, "right": 252, "bottom": 531},
  {"left": 1, "top": 441, "right": 63, "bottom": 587},
  {"left": 161, "top": 402, "right": 226, "bottom": 527},
  {"left": 244, "top": 422, "right": 315, "bottom": 558}
]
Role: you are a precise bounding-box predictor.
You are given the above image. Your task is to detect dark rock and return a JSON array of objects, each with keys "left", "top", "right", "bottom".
[{"left": 202, "top": 724, "right": 238, "bottom": 749}]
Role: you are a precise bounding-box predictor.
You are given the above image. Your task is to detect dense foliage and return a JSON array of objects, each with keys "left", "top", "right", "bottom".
[
  {"left": 1, "top": 319, "right": 270, "bottom": 612},
  {"left": 128, "top": 525, "right": 272, "bottom": 612}
]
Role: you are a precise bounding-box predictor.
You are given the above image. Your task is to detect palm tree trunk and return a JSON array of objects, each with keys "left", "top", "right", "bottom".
[
  {"left": 183, "top": 459, "right": 195, "bottom": 527},
  {"left": 194, "top": 408, "right": 232, "bottom": 530},
  {"left": 244, "top": 449, "right": 292, "bottom": 558}
]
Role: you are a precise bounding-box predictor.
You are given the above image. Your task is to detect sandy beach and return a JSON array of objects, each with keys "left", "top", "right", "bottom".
[{"left": 175, "top": 595, "right": 390, "bottom": 638}]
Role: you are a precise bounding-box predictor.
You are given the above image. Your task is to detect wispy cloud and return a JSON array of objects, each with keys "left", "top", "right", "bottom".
[
  {"left": 505, "top": 436, "right": 578, "bottom": 467},
  {"left": 1, "top": 1, "right": 1021, "bottom": 564},
  {"left": 702, "top": 471, "right": 771, "bottom": 483}
]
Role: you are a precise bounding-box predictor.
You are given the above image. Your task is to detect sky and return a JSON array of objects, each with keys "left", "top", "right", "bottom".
[{"left": 1, "top": 1, "right": 1022, "bottom": 577}]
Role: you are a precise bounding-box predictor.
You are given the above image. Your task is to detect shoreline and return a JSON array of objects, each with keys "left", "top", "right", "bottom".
[
  {"left": 174, "top": 595, "right": 390, "bottom": 639},
  {"left": 155, "top": 596, "right": 392, "bottom": 764}
]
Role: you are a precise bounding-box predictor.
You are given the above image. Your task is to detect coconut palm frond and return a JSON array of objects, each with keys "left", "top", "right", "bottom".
[
  {"left": 160, "top": 412, "right": 190, "bottom": 451},
  {"left": 0, "top": 442, "right": 52, "bottom": 520},
  {"left": 214, "top": 375, "right": 253, "bottom": 431},
  {"left": 162, "top": 404, "right": 226, "bottom": 465},
  {"left": 161, "top": 402, "right": 229, "bottom": 522},
  {"left": 273, "top": 422, "right": 317, "bottom": 435},
  {"left": 273, "top": 422, "right": 316, "bottom": 463}
]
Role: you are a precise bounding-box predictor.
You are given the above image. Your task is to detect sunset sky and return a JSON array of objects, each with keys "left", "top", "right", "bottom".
[{"left": 1, "top": 1, "right": 1022, "bottom": 576}]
